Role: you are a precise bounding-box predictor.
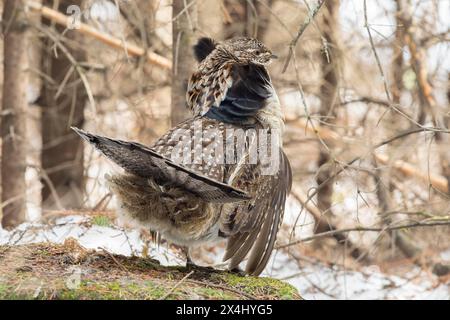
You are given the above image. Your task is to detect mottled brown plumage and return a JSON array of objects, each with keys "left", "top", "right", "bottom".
[{"left": 73, "top": 37, "right": 291, "bottom": 276}]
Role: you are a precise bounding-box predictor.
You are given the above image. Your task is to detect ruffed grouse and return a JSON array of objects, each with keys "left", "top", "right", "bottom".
[{"left": 73, "top": 37, "right": 292, "bottom": 276}]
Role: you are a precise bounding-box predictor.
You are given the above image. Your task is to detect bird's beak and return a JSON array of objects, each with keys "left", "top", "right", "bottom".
[{"left": 270, "top": 54, "right": 278, "bottom": 59}]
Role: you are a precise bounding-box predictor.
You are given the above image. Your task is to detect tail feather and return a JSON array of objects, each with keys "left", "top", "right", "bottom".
[{"left": 72, "top": 127, "right": 250, "bottom": 203}]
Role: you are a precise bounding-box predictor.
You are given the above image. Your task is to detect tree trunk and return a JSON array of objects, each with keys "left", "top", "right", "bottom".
[
  {"left": 1, "top": 0, "right": 29, "bottom": 229},
  {"left": 445, "top": 72, "right": 450, "bottom": 189},
  {"left": 386, "top": 0, "right": 409, "bottom": 150},
  {"left": 253, "top": 0, "right": 274, "bottom": 40},
  {"left": 222, "top": 0, "right": 273, "bottom": 40},
  {"left": 391, "top": 0, "right": 404, "bottom": 108},
  {"left": 171, "top": 0, "right": 198, "bottom": 126},
  {"left": 313, "top": 0, "right": 369, "bottom": 261},
  {"left": 316, "top": 0, "right": 340, "bottom": 224},
  {"left": 197, "top": 0, "right": 223, "bottom": 39},
  {"left": 309, "top": 0, "right": 373, "bottom": 261},
  {"left": 39, "top": 0, "right": 87, "bottom": 210},
  {"left": 222, "top": 0, "right": 249, "bottom": 38},
  {"left": 373, "top": 157, "right": 422, "bottom": 260}
]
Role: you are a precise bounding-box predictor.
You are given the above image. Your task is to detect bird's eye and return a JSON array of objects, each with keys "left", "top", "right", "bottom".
[{"left": 254, "top": 49, "right": 262, "bottom": 55}]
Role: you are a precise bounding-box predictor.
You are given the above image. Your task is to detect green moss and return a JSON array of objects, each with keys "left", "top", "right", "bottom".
[
  {"left": 0, "top": 281, "right": 43, "bottom": 300},
  {"left": 91, "top": 215, "right": 112, "bottom": 227},
  {"left": 0, "top": 272, "right": 299, "bottom": 300},
  {"left": 56, "top": 280, "right": 185, "bottom": 300},
  {"left": 215, "top": 273, "right": 300, "bottom": 300},
  {"left": 194, "top": 287, "right": 236, "bottom": 300},
  {"left": 54, "top": 278, "right": 241, "bottom": 300},
  {"left": 123, "top": 256, "right": 162, "bottom": 272},
  {"left": 0, "top": 243, "right": 301, "bottom": 300},
  {"left": 57, "top": 281, "right": 132, "bottom": 300},
  {"left": 0, "top": 284, "right": 11, "bottom": 299}
]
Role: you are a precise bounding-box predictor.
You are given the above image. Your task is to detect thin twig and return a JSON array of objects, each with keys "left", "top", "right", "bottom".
[
  {"left": 101, "top": 249, "right": 129, "bottom": 273},
  {"left": 159, "top": 271, "right": 194, "bottom": 300},
  {"left": 33, "top": 22, "right": 97, "bottom": 115},
  {"left": 363, "top": 0, "right": 391, "bottom": 102},
  {"left": 278, "top": 220, "right": 450, "bottom": 249},
  {"left": 292, "top": 126, "right": 450, "bottom": 233},
  {"left": 282, "top": 0, "right": 326, "bottom": 73}
]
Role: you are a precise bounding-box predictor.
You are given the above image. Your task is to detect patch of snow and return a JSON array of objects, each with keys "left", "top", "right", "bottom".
[
  {"left": 0, "top": 216, "right": 183, "bottom": 267},
  {"left": 89, "top": 0, "right": 120, "bottom": 22},
  {"left": 264, "top": 251, "right": 450, "bottom": 300},
  {"left": 441, "top": 250, "right": 450, "bottom": 262}
]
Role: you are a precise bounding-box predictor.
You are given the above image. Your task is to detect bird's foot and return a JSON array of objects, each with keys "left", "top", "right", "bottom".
[{"left": 229, "top": 267, "right": 246, "bottom": 277}]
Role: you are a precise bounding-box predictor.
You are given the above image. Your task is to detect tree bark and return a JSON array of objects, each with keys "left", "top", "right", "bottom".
[
  {"left": 373, "top": 157, "right": 422, "bottom": 260},
  {"left": 316, "top": 0, "right": 340, "bottom": 225},
  {"left": 1, "top": 0, "right": 29, "bottom": 228},
  {"left": 391, "top": 0, "right": 404, "bottom": 108},
  {"left": 197, "top": 0, "right": 223, "bottom": 39},
  {"left": 222, "top": 0, "right": 273, "bottom": 40},
  {"left": 386, "top": 0, "right": 408, "bottom": 164},
  {"left": 253, "top": 0, "right": 274, "bottom": 40},
  {"left": 313, "top": 0, "right": 369, "bottom": 261},
  {"left": 39, "top": 0, "right": 87, "bottom": 210},
  {"left": 171, "top": 0, "right": 198, "bottom": 126},
  {"left": 222, "top": 0, "right": 249, "bottom": 38}
]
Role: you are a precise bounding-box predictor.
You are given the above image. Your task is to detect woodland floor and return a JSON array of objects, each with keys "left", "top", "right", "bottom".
[{"left": 0, "top": 239, "right": 300, "bottom": 300}]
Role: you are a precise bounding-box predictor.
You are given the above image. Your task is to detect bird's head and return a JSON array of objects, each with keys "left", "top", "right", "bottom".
[
  {"left": 222, "top": 37, "right": 277, "bottom": 66},
  {"left": 193, "top": 37, "right": 276, "bottom": 66}
]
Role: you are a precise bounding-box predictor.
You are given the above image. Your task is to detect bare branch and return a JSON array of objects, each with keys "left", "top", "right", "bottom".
[
  {"left": 26, "top": 1, "right": 172, "bottom": 70},
  {"left": 282, "top": 0, "right": 326, "bottom": 73},
  {"left": 278, "top": 219, "right": 450, "bottom": 250}
]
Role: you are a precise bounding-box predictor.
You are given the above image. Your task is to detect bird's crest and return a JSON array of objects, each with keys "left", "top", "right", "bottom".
[{"left": 193, "top": 37, "right": 217, "bottom": 62}]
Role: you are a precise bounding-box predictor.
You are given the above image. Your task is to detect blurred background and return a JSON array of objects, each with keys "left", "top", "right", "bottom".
[{"left": 0, "top": 0, "right": 449, "bottom": 299}]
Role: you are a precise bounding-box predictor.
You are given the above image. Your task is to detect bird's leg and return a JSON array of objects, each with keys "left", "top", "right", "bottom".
[
  {"left": 183, "top": 247, "right": 215, "bottom": 273},
  {"left": 183, "top": 247, "right": 195, "bottom": 267}
]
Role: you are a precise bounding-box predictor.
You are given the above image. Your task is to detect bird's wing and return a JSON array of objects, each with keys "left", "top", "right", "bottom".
[
  {"left": 221, "top": 149, "right": 292, "bottom": 276},
  {"left": 72, "top": 126, "right": 250, "bottom": 204}
]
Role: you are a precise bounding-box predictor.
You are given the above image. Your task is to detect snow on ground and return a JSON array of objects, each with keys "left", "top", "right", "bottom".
[
  {"left": 263, "top": 252, "right": 449, "bottom": 300},
  {"left": 1, "top": 215, "right": 448, "bottom": 300},
  {"left": 0, "top": 216, "right": 183, "bottom": 267}
]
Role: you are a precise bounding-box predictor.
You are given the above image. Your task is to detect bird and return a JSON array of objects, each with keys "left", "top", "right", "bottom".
[{"left": 73, "top": 37, "right": 292, "bottom": 276}]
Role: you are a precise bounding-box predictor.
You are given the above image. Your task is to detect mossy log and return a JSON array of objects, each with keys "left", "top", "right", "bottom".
[{"left": 0, "top": 239, "right": 301, "bottom": 300}]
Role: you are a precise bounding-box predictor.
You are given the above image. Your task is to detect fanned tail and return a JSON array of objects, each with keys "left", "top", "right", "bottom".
[{"left": 72, "top": 127, "right": 250, "bottom": 204}]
